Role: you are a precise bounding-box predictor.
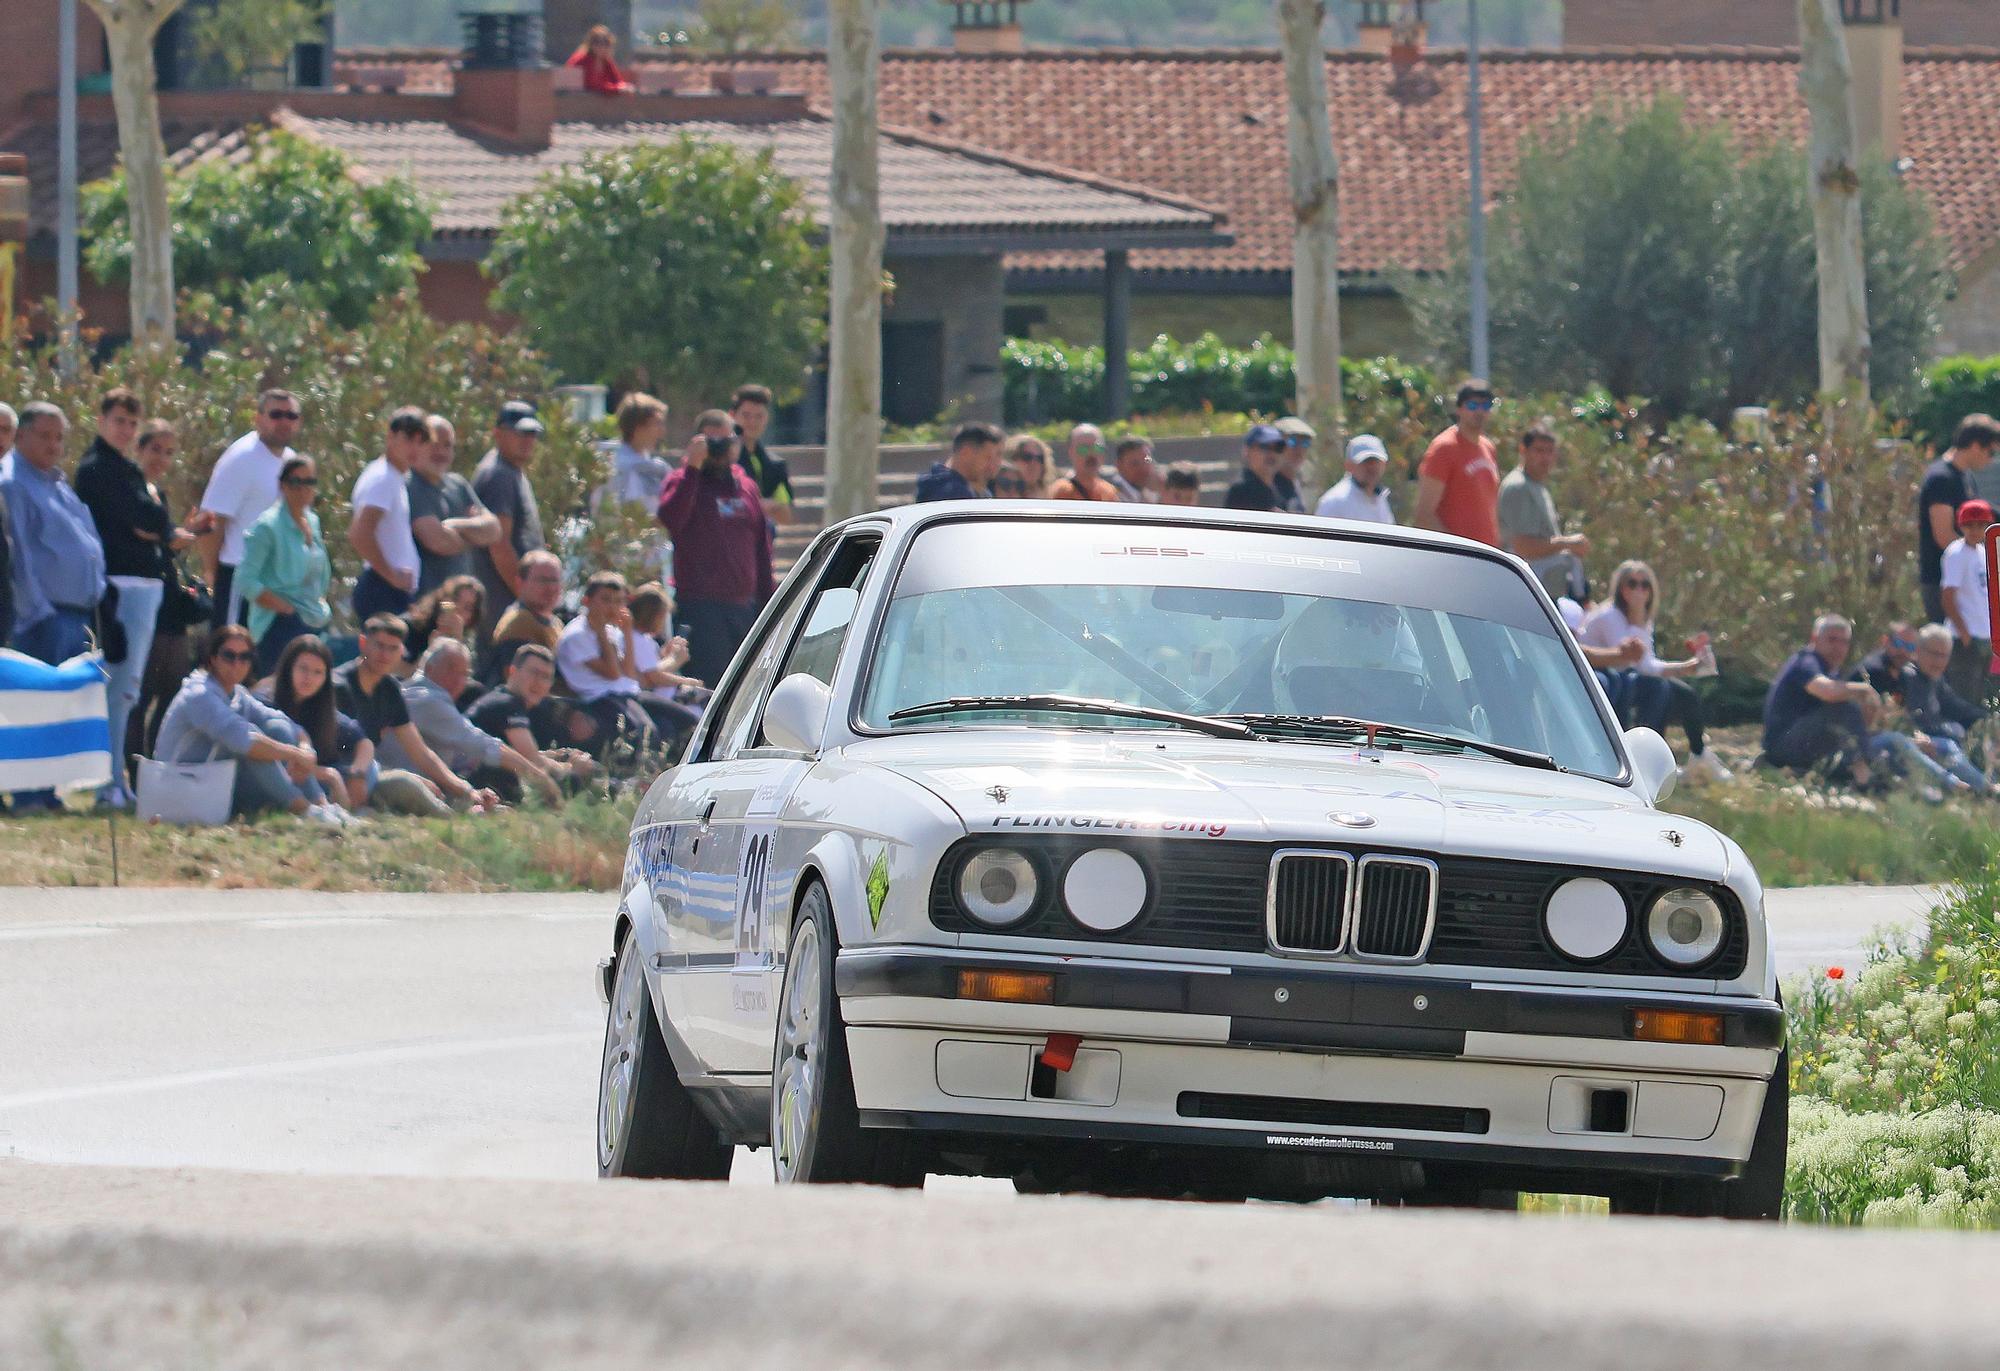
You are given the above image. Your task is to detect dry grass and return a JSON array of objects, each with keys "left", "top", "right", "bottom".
[{"left": 0, "top": 796, "right": 634, "bottom": 893}]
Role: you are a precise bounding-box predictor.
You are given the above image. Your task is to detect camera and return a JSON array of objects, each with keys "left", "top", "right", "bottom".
[{"left": 704, "top": 432, "right": 735, "bottom": 459}]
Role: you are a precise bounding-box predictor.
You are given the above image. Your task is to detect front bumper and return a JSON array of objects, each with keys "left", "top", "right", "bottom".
[{"left": 836, "top": 948, "right": 1783, "bottom": 1180}]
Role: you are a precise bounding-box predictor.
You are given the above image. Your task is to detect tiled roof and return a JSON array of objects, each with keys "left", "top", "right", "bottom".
[
  {"left": 277, "top": 109, "right": 1222, "bottom": 243},
  {"left": 606, "top": 45, "right": 2000, "bottom": 277},
  {"left": 8, "top": 119, "right": 253, "bottom": 239}
]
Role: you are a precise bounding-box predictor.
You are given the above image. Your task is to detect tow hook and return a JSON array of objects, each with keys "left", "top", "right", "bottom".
[{"left": 1030, "top": 1033, "right": 1083, "bottom": 1099}]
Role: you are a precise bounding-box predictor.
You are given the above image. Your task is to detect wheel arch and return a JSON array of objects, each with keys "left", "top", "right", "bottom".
[{"left": 788, "top": 833, "right": 873, "bottom": 953}]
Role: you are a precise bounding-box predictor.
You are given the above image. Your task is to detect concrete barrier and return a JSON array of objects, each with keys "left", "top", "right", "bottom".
[{"left": 3, "top": 1161, "right": 1995, "bottom": 1370}]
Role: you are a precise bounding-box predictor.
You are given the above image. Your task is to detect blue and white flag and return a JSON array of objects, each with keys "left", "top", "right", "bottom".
[{"left": 0, "top": 650, "right": 112, "bottom": 793}]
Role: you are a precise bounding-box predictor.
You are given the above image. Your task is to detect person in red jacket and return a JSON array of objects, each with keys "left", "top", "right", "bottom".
[
  {"left": 657, "top": 410, "right": 775, "bottom": 690},
  {"left": 566, "top": 25, "right": 634, "bottom": 94}
]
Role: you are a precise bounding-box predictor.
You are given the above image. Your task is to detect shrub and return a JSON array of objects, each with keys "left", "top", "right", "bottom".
[
  {"left": 487, "top": 138, "right": 827, "bottom": 406},
  {"left": 81, "top": 127, "right": 432, "bottom": 330},
  {"left": 1912, "top": 355, "right": 2000, "bottom": 449},
  {"left": 1408, "top": 96, "right": 1953, "bottom": 415}
]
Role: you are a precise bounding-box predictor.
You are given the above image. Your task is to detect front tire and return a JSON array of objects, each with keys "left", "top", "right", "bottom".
[
  {"left": 771, "top": 882, "right": 914, "bottom": 1185},
  {"left": 598, "top": 925, "right": 734, "bottom": 1180}
]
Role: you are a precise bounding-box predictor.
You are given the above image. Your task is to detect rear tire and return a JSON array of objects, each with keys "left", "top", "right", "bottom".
[
  {"left": 1611, "top": 1047, "right": 1788, "bottom": 1220},
  {"left": 771, "top": 882, "right": 918, "bottom": 1186},
  {"left": 598, "top": 925, "right": 734, "bottom": 1180}
]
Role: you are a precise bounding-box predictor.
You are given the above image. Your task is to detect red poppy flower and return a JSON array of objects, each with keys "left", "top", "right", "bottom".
[{"left": 1827, "top": 966, "right": 1846, "bottom": 980}]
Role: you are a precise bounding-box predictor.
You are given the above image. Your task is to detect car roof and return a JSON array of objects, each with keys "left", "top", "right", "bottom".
[{"left": 825, "top": 499, "right": 1508, "bottom": 560}]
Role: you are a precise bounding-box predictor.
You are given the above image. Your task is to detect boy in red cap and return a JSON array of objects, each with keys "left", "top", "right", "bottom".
[{"left": 1939, "top": 498, "right": 1996, "bottom": 704}]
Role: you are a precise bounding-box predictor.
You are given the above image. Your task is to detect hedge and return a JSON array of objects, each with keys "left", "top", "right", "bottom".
[{"left": 1912, "top": 355, "right": 2000, "bottom": 448}]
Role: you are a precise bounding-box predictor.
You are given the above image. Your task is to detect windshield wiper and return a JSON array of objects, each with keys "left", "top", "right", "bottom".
[
  {"left": 888, "top": 694, "right": 1253, "bottom": 740},
  {"left": 1220, "top": 714, "right": 1566, "bottom": 772}
]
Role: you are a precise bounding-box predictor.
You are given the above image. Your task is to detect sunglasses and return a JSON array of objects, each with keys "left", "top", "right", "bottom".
[
  {"left": 264, "top": 410, "right": 301, "bottom": 422},
  {"left": 1461, "top": 398, "right": 1495, "bottom": 412},
  {"left": 215, "top": 649, "right": 254, "bottom": 665},
  {"left": 1285, "top": 436, "right": 1313, "bottom": 448},
  {"left": 283, "top": 476, "right": 318, "bottom": 488},
  {"left": 1891, "top": 636, "right": 1918, "bottom": 652},
  {"left": 1077, "top": 444, "right": 1107, "bottom": 457}
]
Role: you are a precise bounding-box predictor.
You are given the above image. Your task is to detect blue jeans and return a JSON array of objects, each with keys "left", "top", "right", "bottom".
[
  {"left": 104, "top": 577, "right": 163, "bottom": 798},
  {"left": 1925, "top": 734, "right": 1989, "bottom": 793},
  {"left": 231, "top": 717, "right": 327, "bottom": 817},
  {"left": 677, "top": 597, "right": 761, "bottom": 691},
  {"left": 8, "top": 607, "right": 96, "bottom": 810},
  {"left": 255, "top": 610, "right": 315, "bottom": 677},
  {"left": 351, "top": 568, "right": 412, "bottom": 624}
]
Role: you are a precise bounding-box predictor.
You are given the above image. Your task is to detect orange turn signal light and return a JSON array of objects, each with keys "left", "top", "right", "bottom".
[
  {"left": 956, "top": 969, "right": 1056, "bottom": 1005},
  {"left": 1630, "top": 1009, "right": 1726, "bottom": 1045}
]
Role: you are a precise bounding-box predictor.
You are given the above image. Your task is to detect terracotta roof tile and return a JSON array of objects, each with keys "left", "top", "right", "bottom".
[{"left": 623, "top": 46, "right": 2000, "bottom": 275}]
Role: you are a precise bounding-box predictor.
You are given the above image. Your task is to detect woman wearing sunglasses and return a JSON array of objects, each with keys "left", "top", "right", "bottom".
[
  {"left": 1579, "top": 559, "right": 1731, "bottom": 785},
  {"left": 150, "top": 624, "right": 353, "bottom": 825},
  {"left": 235, "top": 455, "right": 332, "bottom": 677}
]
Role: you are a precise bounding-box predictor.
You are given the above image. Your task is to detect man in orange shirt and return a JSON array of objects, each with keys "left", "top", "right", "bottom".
[
  {"left": 1049, "top": 423, "right": 1122, "bottom": 502},
  {"left": 1413, "top": 379, "right": 1502, "bottom": 546}
]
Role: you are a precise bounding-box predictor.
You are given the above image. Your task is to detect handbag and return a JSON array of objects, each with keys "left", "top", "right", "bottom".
[
  {"left": 160, "top": 556, "right": 214, "bottom": 634},
  {"left": 135, "top": 740, "right": 236, "bottom": 826}
]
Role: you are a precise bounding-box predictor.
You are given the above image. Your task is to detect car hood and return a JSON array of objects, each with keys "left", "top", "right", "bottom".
[{"left": 847, "top": 731, "right": 1729, "bottom": 879}]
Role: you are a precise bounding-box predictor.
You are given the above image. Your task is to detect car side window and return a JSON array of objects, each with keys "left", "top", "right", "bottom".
[
  {"left": 699, "top": 543, "right": 830, "bottom": 764},
  {"left": 775, "top": 539, "right": 879, "bottom": 690}
]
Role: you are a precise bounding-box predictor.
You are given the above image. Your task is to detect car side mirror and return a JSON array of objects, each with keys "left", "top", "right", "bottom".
[
  {"left": 1624, "top": 726, "right": 1677, "bottom": 805},
  {"left": 764, "top": 673, "right": 833, "bottom": 754}
]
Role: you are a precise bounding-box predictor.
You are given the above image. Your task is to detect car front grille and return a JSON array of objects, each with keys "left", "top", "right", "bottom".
[
  {"left": 1267, "top": 851, "right": 1351, "bottom": 954},
  {"left": 928, "top": 838, "right": 1746, "bottom": 980}
]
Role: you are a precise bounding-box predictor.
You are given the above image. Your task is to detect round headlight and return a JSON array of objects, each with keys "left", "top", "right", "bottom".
[
  {"left": 1645, "top": 888, "right": 1726, "bottom": 967},
  {"left": 1062, "top": 848, "right": 1149, "bottom": 933},
  {"left": 1543, "top": 877, "right": 1628, "bottom": 961},
  {"left": 957, "top": 849, "right": 1038, "bottom": 926}
]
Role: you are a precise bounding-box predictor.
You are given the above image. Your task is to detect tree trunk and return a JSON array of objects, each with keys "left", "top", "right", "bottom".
[
  {"left": 84, "top": 0, "right": 184, "bottom": 347},
  {"left": 824, "top": 0, "right": 883, "bottom": 524},
  {"left": 1277, "top": 0, "right": 1342, "bottom": 486},
  {"left": 1798, "top": 0, "right": 1870, "bottom": 399}
]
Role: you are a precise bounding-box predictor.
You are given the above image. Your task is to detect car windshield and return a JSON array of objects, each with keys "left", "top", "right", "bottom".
[{"left": 856, "top": 518, "right": 1625, "bottom": 779}]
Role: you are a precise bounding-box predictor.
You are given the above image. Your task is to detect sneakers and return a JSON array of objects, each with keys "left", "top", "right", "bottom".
[
  {"left": 303, "top": 803, "right": 359, "bottom": 829},
  {"left": 1680, "top": 750, "right": 1734, "bottom": 785}
]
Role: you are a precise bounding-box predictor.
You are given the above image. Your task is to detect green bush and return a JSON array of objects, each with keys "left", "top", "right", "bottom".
[
  {"left": 1408, "top": 96, "right": 1952, "bottom": 415},
  {"left": 1912, "top": 355, "right": 2000, "bottom": 448},
  {"left": 81, "top": 127, "right": 431, "bottom": 330}
]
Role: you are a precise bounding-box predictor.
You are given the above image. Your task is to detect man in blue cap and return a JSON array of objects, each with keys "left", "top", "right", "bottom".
[{"left": 1225, "top": 424, "right": 1288, "bottom": 512}]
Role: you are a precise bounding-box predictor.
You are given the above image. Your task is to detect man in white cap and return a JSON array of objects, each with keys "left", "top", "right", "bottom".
[{"left": 1315, "top": 434, "right": 1395, "bottom": 524}]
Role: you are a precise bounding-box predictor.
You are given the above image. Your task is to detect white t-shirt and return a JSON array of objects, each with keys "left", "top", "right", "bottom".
[
  {"left": 1578, "top": 603, "right": 1666, "bottom": 675},
  {"left": 556, "top": 614, "right": 641, "bottom": 701},
  {"left": 1942, "top": 537, "right": 1992, "bottom": 641},
  {"left": 200, "top": 430, "right": 289, "bottom": 565},
  {"left": 1315, "top": 475, "right": 1395, "bottom": 524},
  {"left": 350, "top": 456, "right": 420, "bottom": 584}
]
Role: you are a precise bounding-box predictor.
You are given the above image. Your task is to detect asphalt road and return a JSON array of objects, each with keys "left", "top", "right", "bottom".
[{"left": 0, "top": 882, "right": 1928, "bottom": 1183}]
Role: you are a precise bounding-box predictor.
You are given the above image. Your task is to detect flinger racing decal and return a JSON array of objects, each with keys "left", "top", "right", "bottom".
[{"left": 990, "top": 815, "right": 1230, "bottom": 838}]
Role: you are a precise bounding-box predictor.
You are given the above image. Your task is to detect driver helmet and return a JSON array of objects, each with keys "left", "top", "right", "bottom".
[{"left": 1273, "top": 598, "right": 1424, "bottom": 713}]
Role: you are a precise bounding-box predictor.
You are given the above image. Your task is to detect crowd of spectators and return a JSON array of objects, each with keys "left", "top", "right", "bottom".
[
  {"left": 0, "top": 380, "right": 775, "bottom": 823},
  {"left": 8, "top": 372, "right": 2000, "bottom": 819}
]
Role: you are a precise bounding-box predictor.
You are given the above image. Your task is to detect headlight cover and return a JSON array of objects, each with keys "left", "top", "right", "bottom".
[
  {"left": 1543, "top": 876, "right": 1628, "bottom": 962},
  {"left": 957, "top": 848, "right": 1039, "bottom": 927},
  {"left": 1062, "top": 848, "right": 1149, "bottom": 932},
  {"left": 1645, "top": 887, "right": 1726, "bottom": 968}
]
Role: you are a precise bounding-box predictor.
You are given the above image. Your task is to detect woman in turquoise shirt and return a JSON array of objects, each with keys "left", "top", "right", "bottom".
[{"left": 236, "top": 454, "right": 332, "bottom": 676}]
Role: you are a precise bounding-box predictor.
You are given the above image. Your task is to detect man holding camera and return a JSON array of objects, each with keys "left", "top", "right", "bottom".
[{"left": 657, "top": 409, "right": 776, "bottom": 690}]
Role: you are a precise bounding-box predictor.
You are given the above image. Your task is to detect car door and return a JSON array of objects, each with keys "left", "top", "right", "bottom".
[
  {"left": 706, "top": 534, "right": 882, "bottom": 1064},
  {"left": 664, "top": 541, "right": 831, "bottom": 1073}
]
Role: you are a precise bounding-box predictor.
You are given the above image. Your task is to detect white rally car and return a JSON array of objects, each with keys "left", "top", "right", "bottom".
[{"left": 597, "top": 503, "right": 1787, "bottom": 1215}]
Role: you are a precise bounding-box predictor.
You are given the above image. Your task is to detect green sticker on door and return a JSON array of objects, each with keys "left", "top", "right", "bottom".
[{"left": 866, "top": 850, "right": 891, "bottom": 929}]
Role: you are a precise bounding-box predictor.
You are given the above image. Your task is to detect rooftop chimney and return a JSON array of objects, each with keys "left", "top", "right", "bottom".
[
  {"left": 453, "top": 10, "right": 555, "bottom": 149},
  {"left": 1842, "top": 0, "right": 1903, "bottom": 164},
  {"left": 943, "top": 0, "right": 1030, "bottom": 55}
]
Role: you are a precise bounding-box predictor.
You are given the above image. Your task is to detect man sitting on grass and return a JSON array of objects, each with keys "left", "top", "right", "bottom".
[
  {"left": 468, "top": 645, "right": 598, "bottom": 803},
  {"left": 379, "top": 639, "right": 566, "bottom": 807},
  {"left": 334, "top": 613, "right": 500, "bottom": 815},
  {"left": 1905, "top": 623, "right": 1991, "bottom": 794}
]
